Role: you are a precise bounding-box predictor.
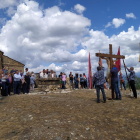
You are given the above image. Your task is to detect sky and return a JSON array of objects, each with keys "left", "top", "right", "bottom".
[{"left": 0, "top": 0, "right": 140, "bottom": 76}]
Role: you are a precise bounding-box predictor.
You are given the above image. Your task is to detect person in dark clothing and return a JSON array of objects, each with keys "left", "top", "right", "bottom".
[
  {"left": 5, "top": 73, "right": 11, "bottom": 96},
  {"left": 80, "top": 74, "right": 84, "bottom": 89},
  {"left": 69, "top": 72, "right": 74, "bottom": 89},
  {"left": 59, "top": 72, "right": 63, "bottom": 89},
  {"left": 110, "top": 63, "right": 121, "bottom": 100},
  {"left": 124, "top": 65, "right": 137, "bottom": 98},
  {"left": 74, "top": 73, "right": 79, "bottom": 89},
  {"left": 0, "top": 79, "right": 2, "bottom": 93},
  {"left": 83, "top": 73, "right": 87, "bottom": 88},
  {"left": 24, "top": 72, "right": 30, "bottom": 94},
  {"left": 10, "top": 68, "right": 16, "bottom": 74},
  {"left": 10, "top": 73, "right": 14, "bottom": 92}
]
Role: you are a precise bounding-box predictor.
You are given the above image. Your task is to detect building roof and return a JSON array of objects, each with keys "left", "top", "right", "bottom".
[
  {"left": 3, "top": 55, "right": 25, "bottom": 66},
  {"left": 0, "top": 50, "right": 25, "bottom": 66}
]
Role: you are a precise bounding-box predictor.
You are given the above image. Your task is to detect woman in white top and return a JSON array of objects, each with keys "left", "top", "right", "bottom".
[{"left": 1, "top": 72, "right": 7, "bottom": 96}]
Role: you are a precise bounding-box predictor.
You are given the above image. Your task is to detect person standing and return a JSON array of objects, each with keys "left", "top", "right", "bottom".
[
  {"left": 21, "top": 73, "right": 26, "bottom": 94},
  {"left": 62, "top": 72, "right": 66, "bottom": 89},
  {"left": 83, "top": 73, "right": 87, "bottom": 89},
  {"left": 124, "top": 65, "right": 137, "bottom": 98},
  {"left": 80, "top": 74, "right": 84, "bottom": 89},
  {"left": 1, "top": 72, "right": 7, "bottom": 96},
  {"left": 93, "top": 63, "right": 106, "bottom": 103},
  {"left": 59, "top": 72, "right": 63, "bottom": 89},
  {"left": 6, "top": 72, "right": 12, "bottom": 96},
  {"left": 23, "top": 68, "right": 28, "bottom": 76},
  {"left": 69, "top": 72, "right": 74, "bottom": 90},
  {"left": 30, "top": 74, "right": 35, "bottom": 91},
  {"left": 2, "top": 65, "right": 9, "bottom": 74},
  {"left": 11, "top": 73, "right": 14, "bottom": 92},
  {"left": 24, "top": 72, "right": 30, "bottom": 94},
  {"left": 92, "top": 73, "right": 95, "bottom": 89},
  {"left": 14, "top": 70, "right": 21, "bottom": 95},
  {"left": 119, "top": 72, "right": 126, "bottom": 90},
  {"left": 10, "top": 68, "right": 15, "bottom": 74},
  {"left": 110, "top": 63, "right": 121, "bottom": 100},
  {"left": 74, "top": 73, "right": 79, "bottom": 89}
]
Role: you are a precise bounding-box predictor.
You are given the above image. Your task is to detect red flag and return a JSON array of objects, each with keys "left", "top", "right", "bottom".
[
  {"left": 89, "top": 52, "right": 92, "bottom": 89},
  {"left": 115, "top": 46, "right": 121, "bottom": 72}
]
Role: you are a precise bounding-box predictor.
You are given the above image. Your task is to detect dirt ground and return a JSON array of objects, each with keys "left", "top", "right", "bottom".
[{"left": 0, "top": 89, "right": 140, "bottom": 140}]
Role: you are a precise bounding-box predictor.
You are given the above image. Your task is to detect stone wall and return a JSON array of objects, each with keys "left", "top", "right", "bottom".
[
  {"left": 0, "top": 51, "right": 4, "bottom": 69},
  {"left": 35, "top": 73, "right": 80, "bottom": 91},
  {"left": 2, "top": 55, "right": 24, "bottom": 72},
  {"left": 37, "top": 78, "right": 61, "bottom": 91}
]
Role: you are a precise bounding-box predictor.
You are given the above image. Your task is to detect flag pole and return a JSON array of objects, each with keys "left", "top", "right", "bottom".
[{"left": 123, "top": 60, "right": 131, "bottom": 91}]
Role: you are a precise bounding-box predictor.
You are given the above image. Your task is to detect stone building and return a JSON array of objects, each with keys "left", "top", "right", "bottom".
[{"left": 0, "top": 51, "right": 25, "bottom": 72}]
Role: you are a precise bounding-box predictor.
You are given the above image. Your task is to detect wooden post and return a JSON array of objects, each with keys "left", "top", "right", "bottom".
[{"left": 109, "top": 44, "right": 114, "bottom": 99}]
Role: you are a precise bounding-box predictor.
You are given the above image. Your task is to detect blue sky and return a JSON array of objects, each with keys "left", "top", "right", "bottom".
[
  {"left": 0, "top": 0, "right": 140, "bottom": 76},
  {"left": 30, "top": 0, "right": 140, "bottom": 36}
]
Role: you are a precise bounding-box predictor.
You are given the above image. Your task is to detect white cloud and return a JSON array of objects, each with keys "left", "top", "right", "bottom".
[
  {"left": 0, "top": 0, "right": 18, "bottom": 9},
  {"left": 58, "top": 0, "right": 65, "bottom": 6},
  {"left": 74, "top": 4, "right": 86, "bottom": 14},
  {"left": 105, "top": 18, "right": 125, "bottom": 28},
  {"left": 81, "top": 26, "right": 140, "bottom": 74},
  {"left": 105, "top": 22, "right": 112, "bottom": 28},
  {"left": 0, "top": 18, "right": 6, "bottom": 25},
  {"left": 0, "top": 0, "right": 139, "bottom": 76},
  {"left": 126, "top": 13, "right": 136, "bottom": 19},
  {"left": 0, "top": 0, "right": 90, "bottom": 68},
  {"left": 112, "top": 18, "right": 125, "bottom": 28},
  {"left": 6, "top": 6, "right": 17, "bottom": 16}
]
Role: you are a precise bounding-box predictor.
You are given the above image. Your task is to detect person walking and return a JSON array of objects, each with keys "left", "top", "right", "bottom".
[{"left": 124, "top": 65, "right": 137, "bottom": 98}]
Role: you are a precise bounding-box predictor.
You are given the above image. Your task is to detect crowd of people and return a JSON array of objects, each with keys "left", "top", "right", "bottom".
[
  {"left": 39, "top": 69, "right": 57, "bottom": 78},
  {"left": 0, "top": 63, "right": 138, "bottom": 104},
  {"left": 0, "top": 66, "right": 36, "bottom": 96}
]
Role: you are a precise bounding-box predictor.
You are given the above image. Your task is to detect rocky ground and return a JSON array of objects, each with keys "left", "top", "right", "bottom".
[{"left": 0, "top": 89, "right": 140, "bottom": 140}]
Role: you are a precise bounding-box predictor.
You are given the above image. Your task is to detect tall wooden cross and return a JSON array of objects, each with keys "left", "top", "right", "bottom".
[{"left": 95, "top": 44, "right": 125, "bottom": 99}]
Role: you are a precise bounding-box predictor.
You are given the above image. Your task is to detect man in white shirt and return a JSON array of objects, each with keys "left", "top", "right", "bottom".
[
  {"left": 23, "top": 68, "right": 28, "bottom": 76},
  {"left": 14, "top": 70, "right": 21, "bottom": 95},
  {"left": 40, "top": 69, "right": 47, "bottom": 78}
]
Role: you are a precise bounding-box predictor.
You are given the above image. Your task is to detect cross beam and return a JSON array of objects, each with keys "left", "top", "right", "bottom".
[
  {"left": 96, "top": 44, "right": 125, "bottom": 69},
  {"left": 96, "top": 53, "right": 125, "bottom": 59}
]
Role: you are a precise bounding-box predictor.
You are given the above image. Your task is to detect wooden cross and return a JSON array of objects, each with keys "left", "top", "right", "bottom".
[{"left": 95, "top": 44, "right": 125, "bottom": 99}]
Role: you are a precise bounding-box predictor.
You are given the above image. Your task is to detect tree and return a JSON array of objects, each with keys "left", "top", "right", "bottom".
[{"left": 126, "top": 75, "right": 140, "bottom": 89}]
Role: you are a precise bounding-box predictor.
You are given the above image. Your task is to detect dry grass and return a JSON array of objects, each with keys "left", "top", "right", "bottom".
[{"left": 0, "top": 89, "right": 140, "bottom": 140}]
